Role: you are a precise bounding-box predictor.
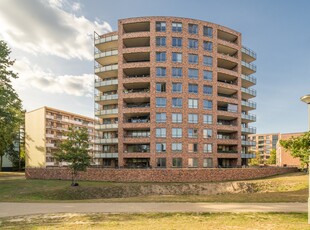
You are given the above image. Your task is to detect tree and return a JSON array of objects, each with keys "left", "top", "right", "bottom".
[
  {"left": 267, "top": 149, "right": 276, "bottom": 165},
  {"left": 280, "top": 131, "right": 310, "bottom": 170},
  {"left": 54, "top": 127, "right": 91, "bottom": 186},
  {"left": 248, "top": 151, "right": 261, "bottom": 166},
  {"left": 0, "top": 40, "right": 23, "bottom": 171}
]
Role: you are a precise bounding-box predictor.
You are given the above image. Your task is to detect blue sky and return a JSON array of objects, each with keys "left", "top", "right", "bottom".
[{"left": 0, "top": 0, "right": 309, "bottom": 134}]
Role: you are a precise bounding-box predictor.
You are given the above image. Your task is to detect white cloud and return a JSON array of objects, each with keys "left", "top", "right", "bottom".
[
  {"left": 12, "top": 58, "right": 93, "bottom": 97},
  {"left": 0, "top": 0, "right": 112, "bottom": 60}
]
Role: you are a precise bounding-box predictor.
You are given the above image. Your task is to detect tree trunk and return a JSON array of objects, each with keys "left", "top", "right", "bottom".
[{"left": 0, "top": 155, "right": 2, "bottom": 172}]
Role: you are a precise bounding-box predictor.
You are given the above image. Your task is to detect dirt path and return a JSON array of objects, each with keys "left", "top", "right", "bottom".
[{"left": 0, "top": 202, "right": 307, "bottom": 218}]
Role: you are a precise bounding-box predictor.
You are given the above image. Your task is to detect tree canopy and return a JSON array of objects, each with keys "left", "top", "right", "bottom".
[
  {"left": 0, "top": 40, "right": 23, "bottom": 171},
  {"left": 267, "top": 149, "right": 277, "bottom": 165}
]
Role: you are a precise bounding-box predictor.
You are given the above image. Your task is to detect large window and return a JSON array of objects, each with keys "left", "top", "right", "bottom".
[
  {"left": 203, "top": 158, "right": 213, "bottom": 168},
  {"left": 172, "top": 128, "right": 182, "bottom": 138},
  {"left": 188, "top": 143, "right": 198, "bottom": 153},
  {"left": 172, "top": 113, "right": 182, "bottom": 123},
  {"left": 156, "top": 82, "right": 166, "bottom": 92},
  {"left": 203, "top": 85, "right": 212, "bottom": 95},
  {"left": 203, "top": 144, "right": 212, "bottom": 153},
  {"left": 156, "top": 21, "right": 166, "bottom": 32},
  {"left": 156, "top": 67, "right": 166, "bottom": 77},
  {"left": 188, "top": 54, "right": 198, "bottom": 64},
  {"left": 172, "top": 52, "right": 182, "bottom": 63},
  {"left": 156, "top": 128, "right": 166, "bottom": 138},
  {"left": 156, "top": 143, "right": 166, "bottom": 153},
  {"left": 188, "top": 114, "right": 198, "bottom": 123},
  {"left": 172, "top": 67, "right": 182, "bottom": 78},
  {"left": 188, "top": 24, "right": 198, "bottom": 34},
  {"left": 156, "top": 52, "right": 166, "bottom": 62},
  {"left": 172, "top": 158, "right": 182, "bottom": 167},
  {"left": 172, "top": 37, "right": 182, "bottom": 47},
  {"left": 203, "top": 41, "right": 212, "bottom": 51},
  {"left": 172, "top": 143, "right": 182, "bottom": 152},
  {"left": 188, "top": 84, "right": 198, "bottom": 94},
  {"left": 188, "top": 68, "right": 198, "bottom": 79},
  {"left": 203, "top": 70, "right": 212, "bottom": 81},
  {"left": 156, "top": 36, "right": 166, "bottom": 47},
  {"left": 156, "top": 97, "right": 166, "bottom": 107},
  {"left": 156, "top": 113, "right": 166, "bottom": 123},
  {"left": 172, "top": 83, "right": 182, "bottom": 93},
  {"left": 188, "top": 128, "right": 198, "bottom": 138},
  {"left": 203, "top": 129, "right": 212, "bottom": 138},
  {"left": 172, "top": 22, "right": 182, "bottom": 32},
  {"left": 188, "top": 99, "right": 198, "bottom": 109},
  {"left": 203, "top": 114, "right": 212, "bottom": 124},
  {"left": 203, "top": 56, "right": 213, "bottom": 66},
  {"left": 203, "top": 100, "right": 212, "bottom": 110},
  {"left": 188, "top": 158, "right": 198, "bottom": 167},
  {"left": 188, "top": 39, "right": 198, "bottom": 49},
  {"left": 157, "top": 158, "right": 166, "bottom": 168},
  {"left": 203, "top": 26, "right": 213, "bottom": 37},
  {"left": 172, "top": 98, "right": 182, "bottom": 108}
]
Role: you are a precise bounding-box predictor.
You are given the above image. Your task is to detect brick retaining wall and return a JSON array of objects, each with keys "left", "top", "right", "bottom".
[{"left": 25, "top": 167, "right": 298, "bottom": 182}]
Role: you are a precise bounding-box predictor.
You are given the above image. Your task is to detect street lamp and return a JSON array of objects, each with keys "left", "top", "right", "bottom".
[{"left": 300, "top": 94, "right": 310, "bottom": 224}]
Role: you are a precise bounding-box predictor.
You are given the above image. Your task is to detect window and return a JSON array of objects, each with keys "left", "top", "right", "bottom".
[
  {"left": 188, "top": 114, "right": 198, "bottom": 123},
  {"left": 188, "top": 54, "right": 198, "bottom": 64},
  {"left": 188, "top": 39, "right": 198, "bottom": 49},
  {"left": 172, "top": 83, "right": 182, "bottom": 93},
  {"left": 203, "top": 85, "right": 212, "bottom": 95},
  {"left": 188, "top": 99, "right": 198, "bottom": 109},
  {"left": 188, "top": 128, "right": 198, "bottom": 138},
  {"left": 172, "top": 158, "right": 182, "bottom": 167},
  {"left": 172, "top": 37, "right": 182, "bottom": 47},
  {"left": 156, "top": 52, "right": 166, "bottom": 62},
  {"left": 203, "top": 26, "right": 213, "bottom": 37},
  {"left": 156, "top": 97, "right": 166, "bottom": 107},
  {"left": 172, "top": 143, "right": 182, "bottom": 152},
  {"left": 188, "top": 158, "right": 198, "bottom": 167},
  {"left": 156, "top": 113, "right": 166, "bottom": 123},
  {"left": 203, "top": 56, "right": 213, "bottom": 66},
  {"left": 203, "top": 70, "right": 212, "bottom": 81},
  {"left": 156, "top": 67, "right": 166, "bottom": 77},
  {"left": 188, "top": 24, "right": 198, "bottom": 34},
  {"left": 156, "top": 128, "right": 166, "bottom": 138},
  {"left": 188, "top": 68, "right": 198, "bottom": 79},
  {"left": 203, "top": 158, "right": 213, "bottom": 168},
  {"left": 172, "top": 113, "right": 182, "bottom": 123},
  {"left": 188, "top": 143, "right": 198, "bottom": 152},
  {"left": 156, "top": 36, "right": 166, "bottom": 46},
  {"left": 172, "top": 98, "right": 182, "bottom": 108},
  {"left": 203, "top": 114, "right": 212, "bottom": 124},
  {"left": 172, "top": 128, "right": 182, "bottom": 138},
  {"left": 203, "top": 144, "right": 212, "bottom": 153},
  {"left": 157, "top": 158, "right": 166, "bottom": 168},
  {"left": 172, "top": 22, "right": 182, "bottom": 32},
  {"left": 156, "top": 82, "right": 166, "bottom": 92},
  {"left": 172, "top": 52, "right": 182, "bottom": 63},
  {"left": 188, "top": 84, "right": 198, "bottom": 94},
  {"left": 156, "top": 21, "right": 166, "bottom": 32},
  {"left": 156, "top": 143, "right": 166, "bottom": 153},
  {"left": 203, "top": 41, "right": 212, "bottom": 51},
  {"left": 172, "top": 67, "right": 182, "bottom": 78},
  {"left": 203, "top": 129, "right": 212, "bottom": 138}
]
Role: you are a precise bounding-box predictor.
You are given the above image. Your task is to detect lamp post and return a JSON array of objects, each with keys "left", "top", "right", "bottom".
[{"left": 300, "top": 94, "right": 310, "bottom": 224}]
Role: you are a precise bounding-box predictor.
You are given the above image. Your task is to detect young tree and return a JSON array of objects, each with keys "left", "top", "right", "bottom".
[
  {"left": 248, "top": 151, "right": 261, "bottom": 166},
  {"left": 280, "top": 131, "right": 310, "bottom": 170},
  {"left": 267, "top": 149, "right": 277, "bottom": 165},
  {"left": 0, "top": 40, "right": 23, "bottom": 171},
  {"left": 54, "top": 127, "right": 91, "bottom": 186}
]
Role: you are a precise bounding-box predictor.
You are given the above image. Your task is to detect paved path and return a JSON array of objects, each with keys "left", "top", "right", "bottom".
[{"left": 0, "top": 202, "right": 307, "bottom": 217}]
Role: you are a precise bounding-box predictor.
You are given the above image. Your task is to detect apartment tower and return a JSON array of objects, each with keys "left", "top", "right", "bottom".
[{"left": 94, "top": 17, "right": 257, "bottom": 168}]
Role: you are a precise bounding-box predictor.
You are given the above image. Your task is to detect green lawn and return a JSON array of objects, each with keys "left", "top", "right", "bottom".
[
  {"left": 0, "top": 172, "right": 308, "bottom": 203},
  {"left": 0, "top": 212, "right": 308, "bottom": 230}
]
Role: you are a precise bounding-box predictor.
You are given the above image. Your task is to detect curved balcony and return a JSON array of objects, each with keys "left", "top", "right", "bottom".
[
  {"left": 95, "top": 64, "right": 118, "bottom": 79},
  {"left": 242, "top": 61, "right": 256, "bottom": 75},
  {"left": 95, "top": 34, "right": 118, "bottom": 51},
  {"left": 95, "top": 94, "right": 118, "bottom": 105},
  {"left": 241, "top": 113, "right": 256, "bottom": 122},
  {"left": 241, "top": 140, "right": 256, "bottom": 146},
  {"left": 241, "top": 126, "right": 256, "bottom": 134},
  {"left": 242, "top": 46, "right": 257, "bottom": 63},
  {"left": 95, "top": 123, "right": 118, "bottom": 131},
  {"left": 95, "top": 108, "right": 118, "bottom": 118},
  {"left": 95, "top": 49, "right": 118, "bottom": 66},
  {"left": 241, "top": 74, "right": 256, "bottom": 88},
  {"left": 241, "top": 100, "right": 256, "bottom": 111},
  {"left": 241, "top": 87, "right": 256, "bottom": 99},
  {"left": 95, "top": 79, "right": 118, "bottom": 92},
  {"left": 95, "top": 138, "right": 118, "bottom": 144}
]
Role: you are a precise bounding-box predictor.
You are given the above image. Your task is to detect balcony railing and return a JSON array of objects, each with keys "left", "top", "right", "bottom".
[
  {"left": 217, "top": 150, "right": 238, "bottom": 153},
  {"left": 94, "top": 152, "right": 118, "bottom": 158},
  {"left": 95, "top": 108, "right": 118, "bottom": 116},
  {"left": 241, "top": 113, "right": 256, "bottom": 122},
  {"left": 124, "top": 74, "right": 150, "bottom": 79},
  {"left": 95, "top": 138, "right": 118, "bottom": 144},
  {"left": 241, "top": 140, "right": 256, "bottom": 146},
  {"left": 241, "top": 87, "right": 257, "bottom": 97},
  {"left": 123, "top": 88, "right": 150, "bottom": 94},
  {"left": 241, "top": 153, "right": 256, "bottom": 159},
  {"left": 95, "top": 35, "right": 118, "bottom": 45},
  {"left": 241, "top": 46, "right": 257, "bottom": 59},
  {"left": 95, "top": 64, "right": 118, "bottom": 73},
  {"left": 241, "top": 74, "right": 257, "bottom": 84},
  {"left": 242, "top": 61, "right": 257, "bottom": 72},
  {"left": 241, "top": 100, "right": 257, "bottom": 109},
  {"left": 95, "top": 124, "right": 118, "bottom": 130},
  {"left": 124, "top": 103, "right": 150, "bottom": 108},
  {"left": 95, "top": 49, "right": 118, "bottom": 59},
  {"left": 124, "top": 133, "right": 150, "bottom": 138},
  {"left": 95, "top": 94, "right": 118, "bottom": 101},
  {"left": 218, "top": 107, "right": 238, "bottom": 113},
  {"left": 95, "top": 79, "right": 118, "bottom": 88},
  {"left": 241, "top": 126, "right": 256, "bottom": 134}
]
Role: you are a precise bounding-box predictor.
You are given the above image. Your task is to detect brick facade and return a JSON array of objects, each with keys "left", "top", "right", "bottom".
[{"left": 26, "top": 167, "right": 297, "bottom": 183}]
